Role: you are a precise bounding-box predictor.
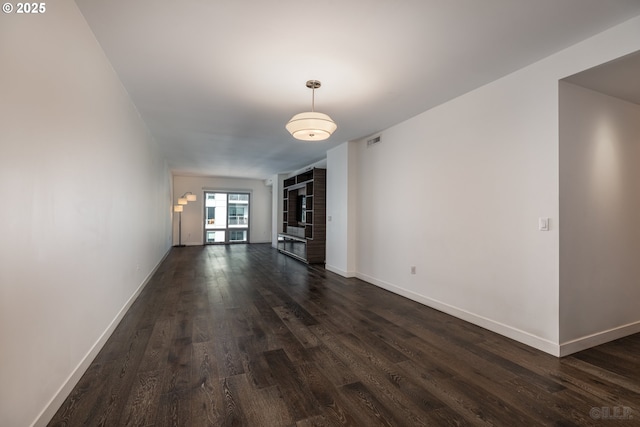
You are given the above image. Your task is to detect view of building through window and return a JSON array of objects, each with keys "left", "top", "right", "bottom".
[{"left": 204, "top": 192, "right": 249, "bottom": 243}]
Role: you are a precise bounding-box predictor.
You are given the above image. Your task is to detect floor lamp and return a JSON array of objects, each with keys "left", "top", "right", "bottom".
[
  {"left": 173, "top": 205, "right": 184, "bottom": 247},
  {"left": 173, "top": 192, "right": 197, "bottom": 247}
]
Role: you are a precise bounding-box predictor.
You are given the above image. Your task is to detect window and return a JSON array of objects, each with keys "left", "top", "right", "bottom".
[
  {"left": 229, "top": 230, "right": 247, "bottom": 242},
  {"left": 228, "top": 205, "right": 248, "bottom": 226},
  {"left": 204, "top": 191, "right": 250, "bottom": 244}
]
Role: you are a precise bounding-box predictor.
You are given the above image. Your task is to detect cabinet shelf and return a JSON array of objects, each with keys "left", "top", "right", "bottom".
[{"left": 278, "top": 168, "right": 326, "bottom": 264}]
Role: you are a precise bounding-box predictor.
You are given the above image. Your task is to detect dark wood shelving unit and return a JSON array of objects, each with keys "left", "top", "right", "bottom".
[{"left": 278, "top": 168, "right": 326, "bottom": 264}]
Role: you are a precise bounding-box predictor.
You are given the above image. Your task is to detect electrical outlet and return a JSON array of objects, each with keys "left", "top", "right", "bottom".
[{"left": 411, "top": 266, "right": 416, "bottom": 275}]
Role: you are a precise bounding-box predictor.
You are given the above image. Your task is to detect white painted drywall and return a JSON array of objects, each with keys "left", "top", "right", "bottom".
[
  {"left": 271, "top": 174, "right": 287, "bottom": 247},
  {"left": 559, "top": 82, "right": 640, "bottom": 351},
  {"left": 173, "top": 175, "right": 272, "bottom": 245},
  {"left": 0, "top": 2, "right": 171, "bottom": 426},
  {"left": 345, "top": 16, "right": 640, "bottom": 355},
  {"left": 354, "top": 67, "right": 562, "bottom": 352},
  {"left": 326, "top": 141, "right": 358, "bottom": 277}
]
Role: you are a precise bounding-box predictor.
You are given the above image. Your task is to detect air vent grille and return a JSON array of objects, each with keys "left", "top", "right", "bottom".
[{"left": 366, "top": 135, "right": 381, "bottom": 147}]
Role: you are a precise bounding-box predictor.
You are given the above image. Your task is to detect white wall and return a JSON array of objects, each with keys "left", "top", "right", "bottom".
[
  {"left": 173, "top": 175, "right": 272, "bottom": 245},
  {"left": 270, "top": 174, "right": 287, "bottom": 247},
  {"left": 0, "top": 2, "right": 171, "bottom": 426},
  {"left": 327, "top": 16, "right": 640, "bottom": 356},
  {"left": 354, "top": 65, "right": 561, "bottom": 353},
  {"left": 559, "top": 82, "right": 640, "bottom": 352},
  {"left": 326, "top": 142, "right": 358, "bottom": 277}
]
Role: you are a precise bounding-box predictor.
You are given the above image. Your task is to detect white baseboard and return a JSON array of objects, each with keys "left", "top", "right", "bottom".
[
  {"left": 355, "top": 272, "right": 561, "bottom": 357},
  {"left": 559, "top": 320, "right": 640, "bottom": 357},
  {"left": 33, "top": 248, "right": 171, "bottom": 427},
  {"left": 325, "top": 263, "right": 356, "bottom": 278}
]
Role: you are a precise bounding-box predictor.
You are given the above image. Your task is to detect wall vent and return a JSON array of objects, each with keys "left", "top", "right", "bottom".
[{"left": 366, "top": 135, "right": 381, "bottom": 147}]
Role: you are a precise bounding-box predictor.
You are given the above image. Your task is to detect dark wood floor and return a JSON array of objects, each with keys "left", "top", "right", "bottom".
[{"left": 49, "top": 244, "right": 639, "bottom": 426}]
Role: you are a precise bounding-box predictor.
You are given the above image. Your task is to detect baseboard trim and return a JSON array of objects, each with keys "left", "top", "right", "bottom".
[
  {"left": 355, "top": 272, "right": 560, "bottom": 357},
  {"left": 325, "top": 263, "right": 356, "bottom": 278},
  {"left": 32, "top": 248, "right": 171, "bottom": 427},
  {"left": 559, "top": 320, "right": 640, "bottom": 357}
]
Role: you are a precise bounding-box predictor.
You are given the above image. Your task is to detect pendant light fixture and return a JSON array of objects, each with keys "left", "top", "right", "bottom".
[{"left": 286, "top": 80, "right": 337, "bottom": 141}]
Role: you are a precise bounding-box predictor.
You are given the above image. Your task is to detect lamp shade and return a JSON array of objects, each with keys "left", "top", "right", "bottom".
[
  {"left": 286, "top": 111, "right": 337, "bottom": 141},
  {"left": 186, "top": 193, "right": 197, "bottom": 202},
  {"left": 178, "top": 197, "right": 188, "bottom": 205},
  {"left": 173, "top": 205, "right": 183, "bottom": 212}
]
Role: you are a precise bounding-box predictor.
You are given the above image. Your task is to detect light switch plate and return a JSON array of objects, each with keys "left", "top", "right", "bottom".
[{"left": 539, "top": 217, "right": 550, "bottom": 231}]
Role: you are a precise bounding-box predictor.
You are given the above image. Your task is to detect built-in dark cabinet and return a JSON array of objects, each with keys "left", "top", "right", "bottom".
[{"left": 278, "top": 168, "right": 326, "bottom": 263}]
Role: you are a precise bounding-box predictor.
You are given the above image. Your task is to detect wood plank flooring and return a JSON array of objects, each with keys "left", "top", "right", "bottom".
[{"left": 49, "top": 244, "right": 640, "bottom": 426}]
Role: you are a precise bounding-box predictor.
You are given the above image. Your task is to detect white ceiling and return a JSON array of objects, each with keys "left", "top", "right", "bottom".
[
  {"left": 564, "top": 50, "right": 640, "bottom": 106},
  {"left": 74, "top": 0, "right": 640, "bottom": 179}
]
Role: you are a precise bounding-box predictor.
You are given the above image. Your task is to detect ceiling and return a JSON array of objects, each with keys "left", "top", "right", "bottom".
[
  {"left": 563, "top": 50, "right": 640, "bottom": 106},
  {"left": 74, "top": 0, "right": 640, "bottom": 180}
]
